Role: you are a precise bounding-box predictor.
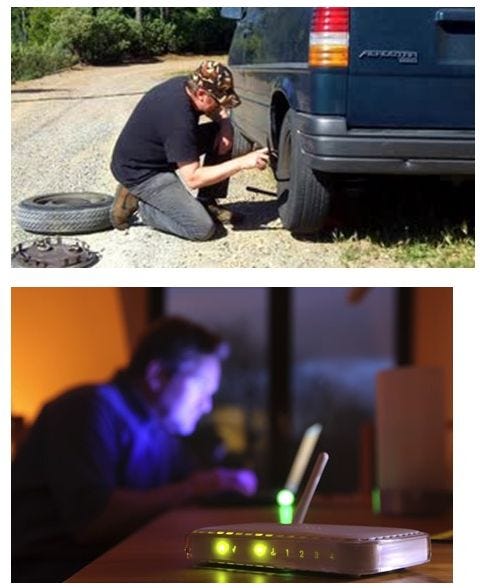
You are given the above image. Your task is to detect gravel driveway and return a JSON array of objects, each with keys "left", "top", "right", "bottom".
[{"left": 11, "top": 55, "right": 349, "bottom": 268}]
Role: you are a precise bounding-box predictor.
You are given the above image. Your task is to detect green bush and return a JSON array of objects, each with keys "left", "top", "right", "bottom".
[
  {"left": 169, "top": 8, "right": 235, "bottom": 54},
  {"left": 11, "top": 42, "right": 76, "bottom": 81},
  {"left": 49, "top": 8, "right": 95, "bottom": 58},
  {"left": 52, "top": 8, "right": 140, "bottom": 64},
  {"left": 24, "top": 7, "right": 65, "bottom": 45},
  {"left": 11, "top": 7, "right": 235, "bottom": 80},
  {"left": 137, "top": 18, "right": 177, "bottom": 57}
]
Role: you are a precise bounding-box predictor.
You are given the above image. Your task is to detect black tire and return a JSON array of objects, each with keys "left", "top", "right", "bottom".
[
  {"left": 15, "top": 192, "right": 114, "bottom": 235},
  {"left": 231, "top": 124, "right": 253, "bottom": 158},
  {"left": 276, "top": 110, "right": 331, "bottom": 234}
]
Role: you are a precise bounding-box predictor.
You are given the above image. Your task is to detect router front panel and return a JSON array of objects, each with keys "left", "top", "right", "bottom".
[{"left": 185, "top": 523, "right": 431, "bottom": 576}]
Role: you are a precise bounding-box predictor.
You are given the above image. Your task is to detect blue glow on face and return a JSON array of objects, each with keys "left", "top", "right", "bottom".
[{"left": 162, "top": 355, "right": 221, "bottom": 436}]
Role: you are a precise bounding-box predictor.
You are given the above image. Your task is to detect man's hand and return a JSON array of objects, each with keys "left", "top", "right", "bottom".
[
  {"left": 177, "top": 148, "right": 269, "bottom": 191},
  {"left": 187, "top": 468, "right": 258, "bottom": 498},
  {"left": 74, "top": 469, "right": 258, "bottom": 546},
  {"left": 239, "top": 148, "right": 270, "bottom": 171}
]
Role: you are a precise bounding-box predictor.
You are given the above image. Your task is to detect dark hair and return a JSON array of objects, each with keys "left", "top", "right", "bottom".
[{"left": 128, "top": 316, "right": 228, "bottom": 377}]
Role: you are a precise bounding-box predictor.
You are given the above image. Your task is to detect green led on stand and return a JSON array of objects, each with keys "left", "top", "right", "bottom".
[
  {"left": 371, "top": 487, "right": 381, "bottom": 515},
  {"left": 276, "top": 488, "right": 295, "bottom": 506},
  {"left": 277, "top": 504, "right": 294, "bottom": 524},
  {"left": 276, "top": 489, "right": 295, "bottom": 524}
]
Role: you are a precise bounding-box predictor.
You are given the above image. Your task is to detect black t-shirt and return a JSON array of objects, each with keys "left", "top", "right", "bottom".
[{"left": 111, "top": 76, "right": 201, "bottom": 187}]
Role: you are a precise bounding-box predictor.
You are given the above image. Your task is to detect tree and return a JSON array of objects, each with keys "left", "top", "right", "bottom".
[
  {"left": 11, "top": 8, "right": 30, "bottom": 44},
  {"left": 12, "top": 7, "right": 236, "bottom": 80}
]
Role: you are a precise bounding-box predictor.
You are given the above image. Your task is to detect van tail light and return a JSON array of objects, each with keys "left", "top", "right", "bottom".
[{"left": 309, "top": 7, "right": 350, "bottom": 67}]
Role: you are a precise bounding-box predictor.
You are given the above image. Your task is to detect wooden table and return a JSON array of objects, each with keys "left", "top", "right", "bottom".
[{"left": 67, "top": 501, "right": 452, "bottom": 582}]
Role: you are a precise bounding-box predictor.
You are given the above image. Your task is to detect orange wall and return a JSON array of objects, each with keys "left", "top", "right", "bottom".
[
  {"left": 412, "top": 287, "right": 453, "bottom": 417},
  {"left": 412, "top": 287, "right": 453, "bottom": 485},
  {"left": 11, "top": 288, "right": 132, "bottom": 422}
]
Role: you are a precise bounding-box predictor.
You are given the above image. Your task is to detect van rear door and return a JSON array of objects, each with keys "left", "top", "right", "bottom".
[{"left": 347, "top": 7, "right": 474, "bottom": 129}]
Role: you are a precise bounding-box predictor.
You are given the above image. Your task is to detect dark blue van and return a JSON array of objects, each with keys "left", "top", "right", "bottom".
[{"left": 222, "top": 7, "right": 475, "bottom": 233}]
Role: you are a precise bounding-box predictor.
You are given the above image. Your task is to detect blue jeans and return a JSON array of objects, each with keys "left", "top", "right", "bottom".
[
  {"left": 129, "top": 122, "right": 230, "bottom": 241},
  {"left": 132, "top": 172, "right": 216, "bottom": 241}
]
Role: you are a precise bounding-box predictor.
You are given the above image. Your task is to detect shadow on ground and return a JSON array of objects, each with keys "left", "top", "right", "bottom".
[
  {"left": 12, "top": 88, "right": 62, "bottom": 94},
  {"left": 293, "top": 176, "right": 475, "bottom": 244},
  {"left": 228, "top": 199, "right": 279, "bottom": 231}
]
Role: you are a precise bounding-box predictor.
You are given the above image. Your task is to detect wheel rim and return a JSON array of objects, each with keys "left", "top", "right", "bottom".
[{"left": 32, "top": 193, "right": 111, "bottom": 208}]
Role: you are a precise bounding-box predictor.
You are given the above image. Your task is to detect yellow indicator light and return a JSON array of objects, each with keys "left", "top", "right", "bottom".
[
  {"left": 252, "top": 541, "right": 268, "bottom": 558},
  {"left": 214, "top": 539, "right": 231, "bottom": 557}
]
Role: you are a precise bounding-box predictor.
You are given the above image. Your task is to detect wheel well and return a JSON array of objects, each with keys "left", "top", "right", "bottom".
[{"left": 270, "top": 93, "right": 290, "bottom": 151}]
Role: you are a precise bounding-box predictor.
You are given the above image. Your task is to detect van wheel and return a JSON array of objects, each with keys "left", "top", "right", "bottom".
[
  {"left": 15, "top": 192, "right": 114, "bottom": 235},
  {"left": 232, "top": 125, "right": 253, "bottom": 157},
  {"left": 276, "top": 110, "right": 331, "bottom": 234}
]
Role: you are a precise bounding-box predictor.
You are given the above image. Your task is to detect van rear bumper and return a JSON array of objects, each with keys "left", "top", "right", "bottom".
[{"left": 295, "top": 113, "right": 474, "bottom": 175}]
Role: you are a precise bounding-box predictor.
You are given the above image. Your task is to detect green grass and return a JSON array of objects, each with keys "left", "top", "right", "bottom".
[
  {"left": 327, "top": 176, "right": 475, "bottom": 268},
  {"left": 244, "top": 170, "right": 474, "bottom": 268},
  {"left": 391, "top": 234, "right": 474, "bottom": 268},
  {"left": 338, "top": 230, "right": 474, "bottom": 268}
]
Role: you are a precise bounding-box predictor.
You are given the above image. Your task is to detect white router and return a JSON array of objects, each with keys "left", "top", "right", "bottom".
[{"left": 185, "top": 453, "right": 431, "bottom": 576}]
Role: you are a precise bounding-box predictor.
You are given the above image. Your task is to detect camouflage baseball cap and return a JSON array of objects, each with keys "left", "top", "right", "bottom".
[{"left": 190, "top": 60, "right": 241, "bottom": 109}]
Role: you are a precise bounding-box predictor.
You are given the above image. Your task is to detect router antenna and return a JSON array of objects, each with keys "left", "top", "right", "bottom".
[
  {"left": 284, "top": 423, "right": 322, "bottom": 494},
  {"left": 293, "top": 452, "right": 329, "bottom": 525}
]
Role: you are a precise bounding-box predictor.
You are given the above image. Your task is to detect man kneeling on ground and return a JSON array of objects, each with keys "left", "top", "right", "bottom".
[{"left": 110, "top": 60, "right": 269, "bottom": 240}]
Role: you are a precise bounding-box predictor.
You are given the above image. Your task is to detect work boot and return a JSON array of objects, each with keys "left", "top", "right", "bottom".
[
  {"left": 110, "top": 184, "right": 139, "bottom": 230},
  {"left": 199, "top": 199, "right": 244, "bottom": 225}
]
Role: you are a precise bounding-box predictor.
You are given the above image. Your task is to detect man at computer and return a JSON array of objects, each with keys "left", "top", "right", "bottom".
[{"left": 12, "top": 316, "right": 257, "bottom": 582}]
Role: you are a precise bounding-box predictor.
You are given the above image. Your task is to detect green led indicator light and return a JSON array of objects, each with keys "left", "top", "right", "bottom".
[
  {"left": 252, "top": 541, "right": 268, "bottom": 558},
  {"left": 371, "top": 487, "right": 381, "bottom": 515},
  {"left": 277, "top": 504, "right": 294, "bottom": 525},
  {"left": 276, "top": 488, "right": 295, "bottom": 506},
  {"left": 214, "top": 538, "right": 231, "bottom": 557}
]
